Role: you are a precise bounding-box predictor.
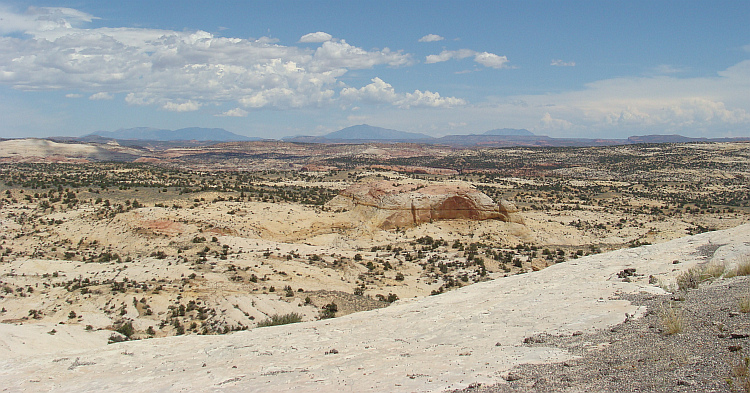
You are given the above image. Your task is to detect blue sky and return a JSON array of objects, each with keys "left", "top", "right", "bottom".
[{"left": 1, "top": 1, "right": 749, "bottom": 139}]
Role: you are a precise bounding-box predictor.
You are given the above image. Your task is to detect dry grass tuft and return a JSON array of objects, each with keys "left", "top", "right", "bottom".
[
  {"left": 729, "top": 356, "right": 750, "bottom": 392},
  {"left": 702, "top": 262, "right": 726, "bottom": 280},
  {"left": 740, "top": 295, "right": 750, "bottom": 313},
  {"left": 735, "top": 256, "right": 750, "bottom": 277},
  {"left": 659, "top": 303, "right": 684, "bottom": 335}
]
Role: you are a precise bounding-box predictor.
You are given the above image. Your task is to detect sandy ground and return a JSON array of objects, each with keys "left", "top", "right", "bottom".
[{"left": 2, "top": 223, "right": 748, "bottom": 392}]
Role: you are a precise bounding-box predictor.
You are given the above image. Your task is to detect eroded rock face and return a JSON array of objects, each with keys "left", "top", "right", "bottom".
[{"left": 328, "top": 180, "right": 524, "bottom": 229}]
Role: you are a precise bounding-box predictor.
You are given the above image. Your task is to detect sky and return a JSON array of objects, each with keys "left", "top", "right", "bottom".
[{"left": 0, "top": 0, "right": 749, "bottom": 140}]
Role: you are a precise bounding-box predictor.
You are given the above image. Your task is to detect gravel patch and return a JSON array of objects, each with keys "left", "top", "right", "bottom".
[{"left": 453, "top": 276, "right": 750, "bottom": 393}]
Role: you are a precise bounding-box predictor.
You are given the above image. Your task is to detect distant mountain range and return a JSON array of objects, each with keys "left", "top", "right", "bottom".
[
  {"left": 61, "top": 124, "right": 749, "bottom": 148},
  {"left": 86, "top": 127, "right": 259, "bottom": 142},
  {"left": 283, "top": 124, "right": 750, "bottom": 147}
]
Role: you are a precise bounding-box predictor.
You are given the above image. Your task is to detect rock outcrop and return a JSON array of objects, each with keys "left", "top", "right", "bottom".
[{"left": 328, "top": 180, "right": 524, "bottom": 229}]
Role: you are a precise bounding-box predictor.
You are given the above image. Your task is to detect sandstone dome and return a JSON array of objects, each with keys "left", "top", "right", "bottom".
[{"left": 327, "top": 180, "right": 524, "bottom": 229}]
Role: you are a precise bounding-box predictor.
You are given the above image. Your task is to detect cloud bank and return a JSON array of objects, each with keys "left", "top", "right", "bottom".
[{"left": 0, "top": 7, "right": 459, "bottom": 112}]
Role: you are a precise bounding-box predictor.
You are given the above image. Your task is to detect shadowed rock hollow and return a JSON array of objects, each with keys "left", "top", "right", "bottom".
[{"left": 328, "top": 180, "right": 524, "bottom": 229}]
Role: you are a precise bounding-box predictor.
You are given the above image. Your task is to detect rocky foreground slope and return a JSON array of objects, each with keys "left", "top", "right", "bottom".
[{"left": 1, "top": 223, "right": 749, "bottom": 392}]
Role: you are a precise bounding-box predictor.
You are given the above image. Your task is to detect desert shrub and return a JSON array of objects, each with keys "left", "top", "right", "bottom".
[
  {"left": 320, "top": 302, "right": 338, "bottom": 319},
  {"left": 257, "top": 313, "right": 303, "bottom": 327},
  {"left": 659, "top": 304, "right": 684, "bottom": 335},
  {"left": 676, "top": 268, "right": 702, "bottom": 290},
  {"left": 115, "top": 322, "right": 135, "bottom": 338}
]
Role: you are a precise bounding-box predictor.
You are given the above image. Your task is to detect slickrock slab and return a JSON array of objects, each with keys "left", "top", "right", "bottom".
[{"left": 2, "top": 223, "right": 749, "bottom": 392}]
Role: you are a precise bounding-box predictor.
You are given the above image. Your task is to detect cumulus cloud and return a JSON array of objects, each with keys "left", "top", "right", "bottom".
[
  {"left": 161, "top": 101, "right": 201, "bottom": 112},
  {"left": 341, "top": 77, "right": 466, "bottom": 108},
  {"left": 538, "top": 112, "right": 573, "bottom": 130},
  {"left": 551, "top": 59, "right": 575, "bottom": 67},
  {"left": 299, "top": 32, "right": 333, "bottom": 43},
  {"left": 418, "top": 34, "right": 444, "bottom": 43},
  {"left": 217, "top": 108, "right": 248, "bottom": 117},
  {"left": 0, "top": 6, "right": 426, "bottom": 112},
  {"left": 426, "top": 49, "right": 509, "bottom": 68},
  {"left": 474, "top": 52, "right": 509, "bottom": 69},
  {"left": 89, "top": 92, "right": 113, "bottom": 100},
  {"left": 65, "top": 93, "right": 82, "bottom": 98},
  {"left": 311, "top": 40, "right": 413, "bottom": 71}
]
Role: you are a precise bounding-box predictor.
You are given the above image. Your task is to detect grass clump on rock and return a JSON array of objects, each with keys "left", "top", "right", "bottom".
[{"left": 256, "top": 313, "right": 303, "bottom": 327}]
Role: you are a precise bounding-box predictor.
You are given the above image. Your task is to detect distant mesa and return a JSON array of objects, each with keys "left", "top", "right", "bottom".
[
  {"left": 627, "top": 134, "right": 711, "bottom": 144},
  {"left": 325, "top": 124, "right": 433, "bottom": 140},
  {"left": 284, "top": 124, "right": 432, "bottom": 143},
  {"left": 86, "top": 127, "right": 259, "bottom": 142},
  {"left": 328, "top": 180, "right": 524, "bottom": 230}
]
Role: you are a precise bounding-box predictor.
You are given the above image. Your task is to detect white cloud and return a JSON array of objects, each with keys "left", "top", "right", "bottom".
[
  {"left": 538, "top": 112, "right": 573, "bottom": 130},
  {"left": 341, "top": 77, "right": 466, "bottom": 108},
  {"left": 512, "top": 61, "right": 750, "bottom": 136},
  {"left": 299, "top": 32, "right": 333, "bottom": 43},
  {"left": 89, "top": 92, "right": 113, "bottom": 100},
  {"left": 418, "top": 34, "right": 444, "bottom": 43},
  {"left": 551, "top": 59, "right": 576, "bottom": 67},
  {"left": 425, "top": 49, "right": 475, "bottom": 63},
  {"left": 340, "top": 77, "right": 398, "bottom": 104},
  {"left": 370, "top": 60, "right": 750, "bottom": 139},
  {"left": 217, "top": 108, "right": 248, "bottom": 117},
  {"left": 426, "top": 49, "right": 509, "bottom": 68},
  {"left": 0, "top": 5, "right": 98, "bottom": 34},
  {"left": 474, "top": 52, "right": 509, "bottom": 69},
  {"left": 161, "top": 101, "right": 201, "bottom": 112},
  {"left": 311, "top": 40, "right": 413, "bottom": 71},
  {"left": 65, "top": 93, "right": 82, "bottom": 98},
  {"left": 0, "top": 6, "right": 426, "bottom": 112}
]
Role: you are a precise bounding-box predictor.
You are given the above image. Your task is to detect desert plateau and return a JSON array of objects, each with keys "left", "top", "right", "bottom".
[{"left": 0, "top": 138, "right": 748, "bottom": 392}]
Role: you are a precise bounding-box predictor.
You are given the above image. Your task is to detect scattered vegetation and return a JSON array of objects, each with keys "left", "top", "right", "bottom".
[{"left": 256, "top": 313, "right": 304, "bottom": 327}]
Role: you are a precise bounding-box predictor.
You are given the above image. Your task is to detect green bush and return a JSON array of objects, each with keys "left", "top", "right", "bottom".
[
  {"left": 257, "top": 313, "right": 303, "bottom": 327},
  {"left": 115, "top": 321, "right": 135, "bottom": 338}
]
